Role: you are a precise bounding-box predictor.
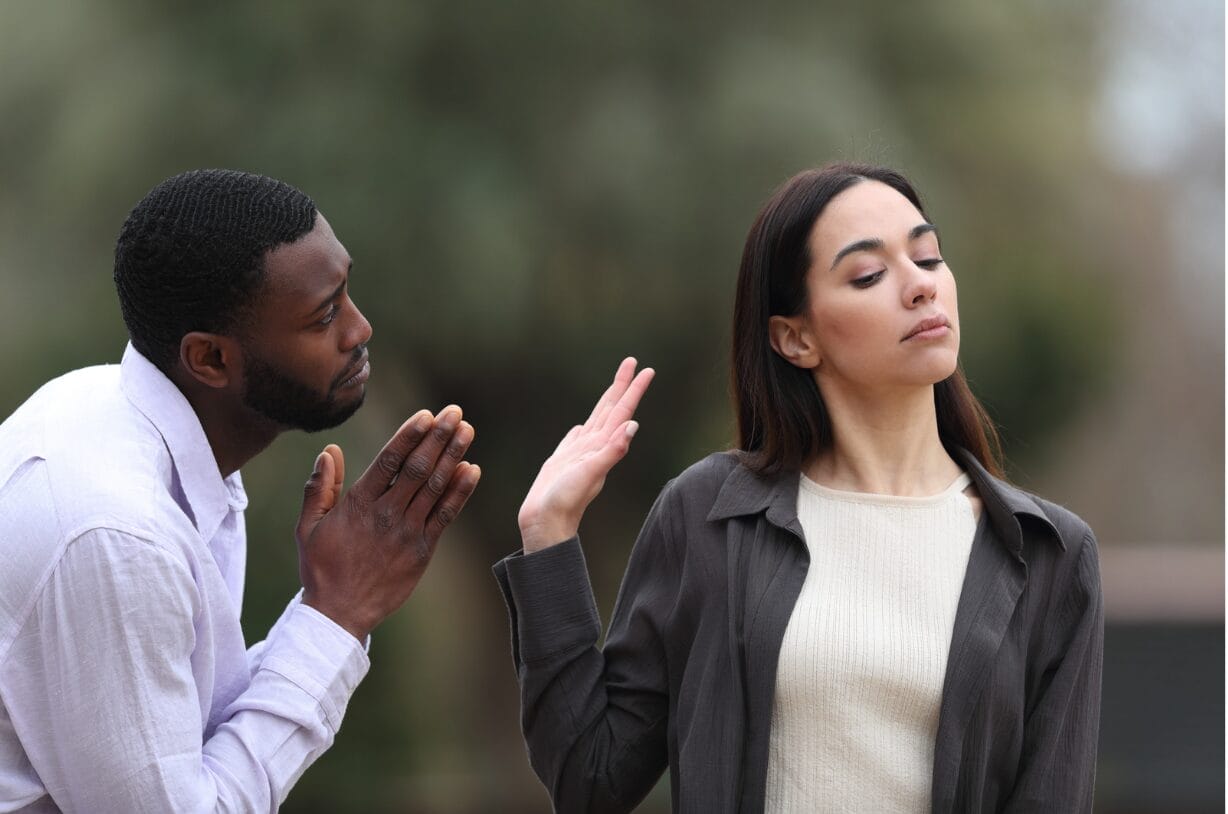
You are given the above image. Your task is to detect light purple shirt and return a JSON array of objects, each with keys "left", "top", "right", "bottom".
[{"left": 0, "top": 344, "right": 370, "bottom": 812}]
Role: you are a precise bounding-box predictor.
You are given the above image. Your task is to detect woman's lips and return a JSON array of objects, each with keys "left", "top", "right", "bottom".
[
  {"left": 902, "top": 315, "right": 951, "bottom": 341},
  {"left": 904, "top": 324, "right": 951, "bottom": 341}
]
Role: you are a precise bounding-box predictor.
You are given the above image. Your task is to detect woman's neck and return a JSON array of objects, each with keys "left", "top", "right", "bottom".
[{"left": 805, "top": 382, "right": 962, "bottom": 497}]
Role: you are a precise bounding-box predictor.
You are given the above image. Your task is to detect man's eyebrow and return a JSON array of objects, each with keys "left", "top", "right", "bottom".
[{"left": 307, "top": 268, "right": 350, "bottom": 317}]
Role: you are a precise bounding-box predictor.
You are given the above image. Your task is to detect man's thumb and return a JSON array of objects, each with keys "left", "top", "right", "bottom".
[{"left": 298, "top": 447, "right": 340, "bottom": 539}]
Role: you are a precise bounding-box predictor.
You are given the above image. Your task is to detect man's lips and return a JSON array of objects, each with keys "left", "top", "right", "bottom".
[
  {"left": 902, "top": 315, "right": 951, "bottom": 341},
  {"left": 337, "top": 353, "right": 370, "bottom": 388}
]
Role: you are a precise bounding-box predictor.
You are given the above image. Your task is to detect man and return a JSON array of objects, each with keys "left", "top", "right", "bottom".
[{"left": 0, "top": 169, "right": 481, "bottom": 811}]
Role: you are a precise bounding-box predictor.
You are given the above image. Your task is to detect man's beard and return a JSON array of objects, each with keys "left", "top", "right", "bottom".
[{"left": 241, "top": 348, "right": 365, "bottom": 433}]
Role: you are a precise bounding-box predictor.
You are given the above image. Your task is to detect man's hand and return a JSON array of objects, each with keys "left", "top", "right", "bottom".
[
  {"left": 295, "top": 405, "right": 481, "bottom": 642},
  {"left": 517, "top": 358, "right": 653, "bottom": 554}
]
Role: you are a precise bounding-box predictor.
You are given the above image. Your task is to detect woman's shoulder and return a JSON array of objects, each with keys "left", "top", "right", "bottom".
[
  {"left": 645, "top": 450, "right": 747, "bottom": 523},
  {"left": 957, "top": 449, "right": 1096, "bottom": 554},
  {"left": 988, "top": 478, "right": 1095, "bottom": 552},
  {"left": 1024, "top": 491, "right": 1096, "bottom": 547},
  {"left": 663, "top": 449, "right": 776, "bottom": 506},
  {"left": 959, "top": 466, "right": 1102, "bottom": 616},
  {"left": 667, "top": 450, "right": 744, "bottom": 491},
  {"left": 975, "top": 474, "right": 1100, "bottom": 593},
  {"left": 632, "top": 452, "right": 758, "bottom": 566},
  {"left": 653, "top": 449, "right": 796, "bottom": 531}
]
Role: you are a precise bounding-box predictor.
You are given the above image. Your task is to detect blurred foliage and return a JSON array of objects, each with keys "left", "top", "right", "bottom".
[{"left": 0, "top": 1, "right": 1220, "bottom": 812}]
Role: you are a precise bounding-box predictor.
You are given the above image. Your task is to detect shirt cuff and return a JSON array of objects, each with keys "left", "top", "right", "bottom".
[
  {"left": 258, "top": 601, "right": 372, "bottom": 733},
  {"left": 279, "top": 590, "right": 373, "bottom": 653},
  {"left": 492, "top": 536, "right": 601, "bottom": 665}
]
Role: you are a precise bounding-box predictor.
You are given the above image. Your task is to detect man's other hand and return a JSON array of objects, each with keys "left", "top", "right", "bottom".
[{"left": 295, "top": 405, "right": 481, "bottom": 641}]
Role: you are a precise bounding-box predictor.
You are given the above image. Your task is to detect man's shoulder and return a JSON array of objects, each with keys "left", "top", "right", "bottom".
[
  {"left": 0, "top": 455, "right": 192, "bottom": 561},
  {"left": 6, "top": 363, "right": 119, "bottom": 409},
  {"left": 0, "top": 363, "right": 123, "bottom": 458},
  {"left": 0, "top": 395, "right": 193, "bottom": 623},
  {"left": 1, "top": 363, "right": 189, "bottom": 542}
]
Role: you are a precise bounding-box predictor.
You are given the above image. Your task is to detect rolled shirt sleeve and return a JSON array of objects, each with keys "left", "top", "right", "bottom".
[{"left": 1, "top": 528, "right": 369, "bottom": 813}]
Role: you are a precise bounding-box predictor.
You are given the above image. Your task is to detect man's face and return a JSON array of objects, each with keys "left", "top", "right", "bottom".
[{"left": 239, "top": 212, "right": 373, "bottom": 433}]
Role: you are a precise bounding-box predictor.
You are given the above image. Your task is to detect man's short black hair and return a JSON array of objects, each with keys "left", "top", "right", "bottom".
[{"left": 114, "top": 168, "right": 317, "bottom": 372}]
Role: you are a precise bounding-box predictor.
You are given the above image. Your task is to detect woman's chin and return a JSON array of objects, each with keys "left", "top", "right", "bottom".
[{"left": 904, "top": 356, "right": 960, "bottom": 387}]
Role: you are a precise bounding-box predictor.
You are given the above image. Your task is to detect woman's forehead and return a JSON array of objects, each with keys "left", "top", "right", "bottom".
[
  {"left": 815, "top": 182, "right": 928, "bottom": 259},
  {"left": 814, "top": 181, "right": 925, "bottom": 242}
]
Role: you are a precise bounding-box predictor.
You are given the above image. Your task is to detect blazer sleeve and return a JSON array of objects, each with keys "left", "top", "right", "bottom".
[
  {"left": 493, "top": 483, "right": 682, "bottom": 814},
  {"left": 1005, "top": 528, "right": 1105, "bottom": 812}
]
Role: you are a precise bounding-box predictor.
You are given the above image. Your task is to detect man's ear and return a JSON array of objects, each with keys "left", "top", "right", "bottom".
[
  {"left": 767, "top": 315, "right": 822, "bottom": 370},
  {"left": 179, "top": 332, "right": 241, "bottom": 389}
]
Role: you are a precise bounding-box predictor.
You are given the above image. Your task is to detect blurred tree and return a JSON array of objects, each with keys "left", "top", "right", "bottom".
[{"left": 0, "top": 0, "right": 1219, "bottom": 811}]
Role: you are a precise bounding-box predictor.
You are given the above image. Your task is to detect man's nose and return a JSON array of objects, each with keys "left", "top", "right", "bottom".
[{"left": 344, "top": 300, "right": 373, "bottom": 349}]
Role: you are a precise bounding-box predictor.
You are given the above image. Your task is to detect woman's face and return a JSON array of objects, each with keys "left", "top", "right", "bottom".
[{"left": 779, "top": 179, "right": 960, "bottom": 395}]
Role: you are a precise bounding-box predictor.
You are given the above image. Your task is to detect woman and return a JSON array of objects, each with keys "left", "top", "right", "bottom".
[{"left": 494, "top": 163, "right": 1103, "bottom": 813}]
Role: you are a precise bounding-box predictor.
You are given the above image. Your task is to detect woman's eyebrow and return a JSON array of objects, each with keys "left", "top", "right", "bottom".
[
  {"left": 830, "top": 238, "right": 884, "bottom": 270},
  {"left": 829, "top": 223, "right": 940, "bottom": 271}
]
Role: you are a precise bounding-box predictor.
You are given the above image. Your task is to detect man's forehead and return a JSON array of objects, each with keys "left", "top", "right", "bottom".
[{"left": 260, "top": 215, "right": 350, "bottom": 302}]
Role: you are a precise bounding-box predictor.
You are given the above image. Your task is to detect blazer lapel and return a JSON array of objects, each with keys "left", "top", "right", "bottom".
[
  {"left": 930, "top": 513, "right": 1028, "bottom": 807},
  {"left": 931, "top": 448, "right": 1057, "bottom": 807}
]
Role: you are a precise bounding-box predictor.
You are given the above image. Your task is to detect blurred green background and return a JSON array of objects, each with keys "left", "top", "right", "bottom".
[{"left": 1, "top": 1, "right": 1222, "bottom": 811}]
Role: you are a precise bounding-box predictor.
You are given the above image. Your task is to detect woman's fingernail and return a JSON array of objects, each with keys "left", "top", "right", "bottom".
[{"left": 626, "top": 421, "right": 639, "bottom": 438}]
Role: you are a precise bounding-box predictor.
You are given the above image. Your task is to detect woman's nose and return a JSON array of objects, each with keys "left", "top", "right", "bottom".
[{"left": 905, "top": 263, "right": 938, "bottom": 305}]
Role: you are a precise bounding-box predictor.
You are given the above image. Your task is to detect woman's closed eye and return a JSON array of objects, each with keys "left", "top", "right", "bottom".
[
  {"left": 852, "top": 257, "right": 943, "bottom": 288},
  {"left": 852, "top": 270, "right": 885, "bottom": 288}
]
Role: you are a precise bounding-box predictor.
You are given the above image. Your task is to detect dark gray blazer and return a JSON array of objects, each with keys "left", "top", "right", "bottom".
[{"left": 494, "top": 448, "right": 1103, "bottom": 813}]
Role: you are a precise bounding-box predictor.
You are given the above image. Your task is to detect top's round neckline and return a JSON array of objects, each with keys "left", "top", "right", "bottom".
[{"left": 798, "top": 471, "right": 973, "bottom": 507}]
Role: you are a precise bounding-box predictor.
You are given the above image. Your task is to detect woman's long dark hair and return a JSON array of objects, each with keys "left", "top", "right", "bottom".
[{"left": 731, "top": 162, "right": 1004, "bottom": 478}]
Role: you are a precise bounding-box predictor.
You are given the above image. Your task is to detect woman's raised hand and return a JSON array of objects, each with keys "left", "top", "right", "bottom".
[{"left": 518, "top": 358, "right": 655, "bottom": 554}]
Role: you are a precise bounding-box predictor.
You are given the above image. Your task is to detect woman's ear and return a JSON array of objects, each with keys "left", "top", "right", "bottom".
[{"left": 768, "top": 315, "right": 821, "bottom": 369}]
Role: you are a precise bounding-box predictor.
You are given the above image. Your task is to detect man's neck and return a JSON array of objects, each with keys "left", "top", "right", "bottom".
[{"left": 174, "top": 377, "right": 280, "bottom": 478}]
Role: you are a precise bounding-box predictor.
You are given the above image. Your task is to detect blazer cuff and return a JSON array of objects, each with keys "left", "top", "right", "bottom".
[{"left": 493, "top": 537, "right": 601, "bottom": 665}]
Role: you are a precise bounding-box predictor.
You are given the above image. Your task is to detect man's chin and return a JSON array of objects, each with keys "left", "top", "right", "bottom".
[
  {"left": 240, "top": 354, "right": 368, "bottom": 434},
  {"left": 246, "top": 391, "right": 366, "bottom": 435},
  {"left": 294, "top": 392, "right": 365, "bottom": 434}
]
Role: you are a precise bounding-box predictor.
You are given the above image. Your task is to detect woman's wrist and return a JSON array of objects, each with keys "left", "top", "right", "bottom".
[{"left": 519, "top": 511, "right": 579, "bottom": 554}]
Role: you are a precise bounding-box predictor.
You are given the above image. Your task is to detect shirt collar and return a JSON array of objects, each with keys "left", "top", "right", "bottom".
[
  {"left": 119, "top": 343, "right": 247, "bottom": 541},
  {"left": 706, "top": 455, "right": 803, "bottom": 537},
  {"left": 707, "top": 447, "right": 1062, "bottom": 556},
  {"left": 952, "top": 447, "right": 1063, "bottom": 553}
]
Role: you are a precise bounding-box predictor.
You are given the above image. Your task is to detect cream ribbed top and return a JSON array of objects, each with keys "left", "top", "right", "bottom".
[{"left": 764, "top": 471, "right": 977, "bottom": 814}]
